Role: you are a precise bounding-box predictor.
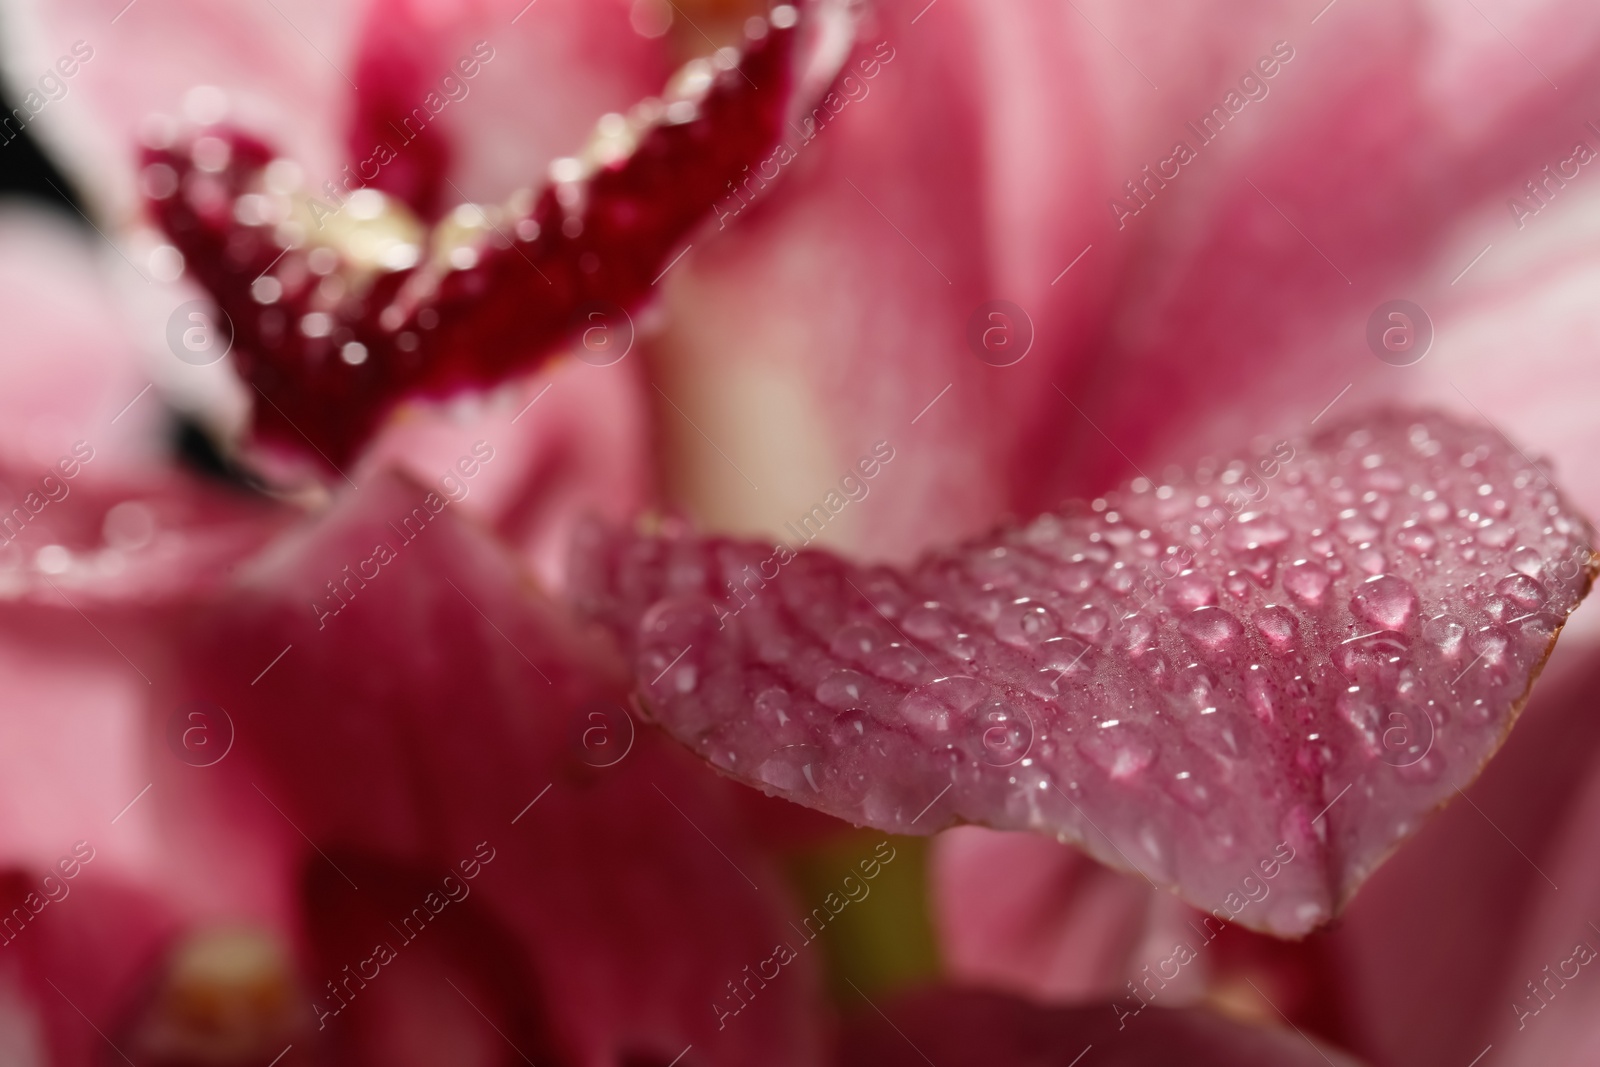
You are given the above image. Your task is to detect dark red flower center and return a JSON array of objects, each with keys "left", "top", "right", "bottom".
[{"left": 142, "top": 5, "right": 819, "bottom": 471}]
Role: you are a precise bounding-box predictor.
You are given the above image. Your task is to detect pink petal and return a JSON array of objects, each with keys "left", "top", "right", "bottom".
[
  {"left": 167, "top": 471, "right": 828, "bottom": 1065},
  {"left": 344, "top": 0, "right": 671, "bottom": 213},
  {"left": 835, "top": 986, "right": 1358, "bottom": 1066},
  {"left": 1474, "top": 690, "right": 1600, "bottom": 1062},
  {"left": 1, "top": 0, "right": 360, "bottom": 219},
  {"left": 578, "top": 409, "right": 1596, "bottom": 936},
  {"left": 930, "top": 826, "right": 1164, "bottom": 1002},
  {"left": 355, "top": 356, "right": 656, "bottom": 594},
  {"left": 0, "top": 209, "right": 293, "bottom": 604},
  {"left": 643, "top": 0, "right": 1600, "bottom": 560},
  {"left": 644, "top": 1, "right": 1001, "bottom": 560},
  {"left": 1310, "top": 632, "right": 1600, "bottom": 1064},
  {"left": 1049, "top": 1, "right": 1600, "bottom": 498},
  {"left": 0, "top": 600, "right": 300, "bottom": 1065}
]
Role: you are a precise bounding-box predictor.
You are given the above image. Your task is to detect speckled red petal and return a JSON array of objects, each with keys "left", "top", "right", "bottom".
[
  {"left": 140, "top": 3, "right": 836, "bottom": 468},
  {"left": 577, "top": 410, "right": 1597, "bottom": 936}
]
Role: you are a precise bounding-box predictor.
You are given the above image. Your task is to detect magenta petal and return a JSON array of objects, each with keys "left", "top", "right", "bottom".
[
  {"left": 169, "top": 472, "right": 827, "bottom": 1065},
  {"left": 930, "top": 826, "right": 1161, "bottom": 1002},
  {"left": 578, "top": 409, "right": 1596, "bottom": 936},
  {"left": 836, "top": 986, "right": 1357, "bottom": 1067}
]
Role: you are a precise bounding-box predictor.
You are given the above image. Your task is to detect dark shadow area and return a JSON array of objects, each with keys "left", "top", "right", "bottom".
[{"left": 0, "top": 38, "right": 87, "bottom": 216}]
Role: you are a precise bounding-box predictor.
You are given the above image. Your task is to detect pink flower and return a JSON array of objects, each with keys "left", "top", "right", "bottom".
[{"left": 0, "top": 0, "right": 1597, "bottom": 1065}]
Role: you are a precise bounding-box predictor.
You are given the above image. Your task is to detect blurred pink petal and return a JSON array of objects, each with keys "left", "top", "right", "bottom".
[
  {"left": 1316, "top": 637, "right": 1600, "bottom": 1065},
  {"left": 0, "top": 0, "right": 359, "bottom": 219},
  {"left": 345, "top": 0, "right": 669, "bottom": 211},
  {"left": 646, "top": 0, "right": 1600, "bottom": 557},
  {"left": 166, "top": 472, "right": 829, "bottom": 1065},
  {"left": 0, "top": 208, "right": 292, "bottom": 604},
  {"left": 356, "top": 355, "right": 656, "bottom": 593},
  {"left": 929, "top": 827, "right": 1156, "bottom": 1002},
  {"left": 836, "top": 986, "right": 1358, "bottom": 1066}
]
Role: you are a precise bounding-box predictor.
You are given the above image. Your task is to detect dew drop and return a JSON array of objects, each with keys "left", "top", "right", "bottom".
[
  {"left": 816, "top": 669, "right": 871, "bottom": 710},
  {"left": 899, "top": 675, "right": 986, "bottom": 735},
  {"left": 868, "top": 643, "right": 931, "bottom": 685},
  {"left": 1337, "top": 514, "right": 1381, "bottom": 544},
  {"left": 997, "top": 599, "right": 1060, "bottom": 646},
  {"left": 1253, "top": 606, "right": 1299, "bottom": 650},
  {"left": 1283, "top": 560, "right": 1331, "bottom": 607},
  {"left": 1226, "top": 515, "right": 1291, "bottom": 551},
  {"left": 1180, "top": 606, "right": 1245, "bottom": 653},
  {"left": 1509, "top": 547, "right": 1544, "bottom": 578},
  {"left": 1350, "top": 575, "right": 1419, "bottom": 631},
  {"left": 830, "top": 621, "right": 884, "bottom": 660},
  {"left": 754, "top": 687, "right": 791, "bottom": 726},
  {"left": 1395, "top": 523, "right": 1437, "bottom": 556},
  {"left": 1078, "top": 732, "right": 1154, "bottom": 781},
  {"left": 828, "top": 710, "right": 870, "bottom": 747},
  {"left": 1067, "top": 606, "right": 1109, "bottom": 641},
  {"left": 1423, "top": 616, "right": 1466, "bottom": 657},
  {"left": 1478, "top": 522, "right": 1516, "bottom": 548},
  {"left": 1164, "top": 574, "right": 1217, "bottom": 609},
  {"left": 1494, "top": 574, "right": 1545, "bottom": 611}
]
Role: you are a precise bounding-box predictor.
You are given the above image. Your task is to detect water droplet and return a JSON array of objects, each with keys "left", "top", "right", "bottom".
[
  {"left": 1350, "top": 575, "right": 1418, "bottom": 630},
  {"left": 1078, "top": 731, "right": 1154, "bottom": 781},
  {"left": 1467, "top": 625, "right": 1511, "bottom": 667},
  {"left": 899, "top": 675, "right": 987, "bottom": 735},
  {"left": 1180, "top": 664, "right": 1221, "bottom": 713},
  {"left": 901, "top": 602, "right": 953, "bottom": 641},
  {"left": 753, "top": 686, "right": 791, "bottom": 726},
  {"left": 1478, "top": 522, "right": 1515, "bottom": 548},
  {"left": 34, "top": 545, "right": 71, "bottom": 575},
  {"left": 1068, "top": 606, "right": 1109, "bottom": 641},
  {"left": 1164, "top": 574, "right": 1217, "bottom": 608},
  {"left": 1053, "top": 559, "right": 1102, "bottom": 593},
  {"left": 1395, "top": 523, "right": 1437, "bottom": 556},
  {"left": 816, "top": 669, "right": 872, "bottom": 710},
  {"left": 1181, "top": 606, "right": 1244, "bottom": 654},
  {"left": 1337, "top": 514, "right": 1382, "bottom": 544},
  {"left": 1236, "top": 550, "right": 1276, "bottom": 587},
  {"left": 1246, "top": 673, "right": 1276, "bottom": 724},
  {"left": 755, "top": 744, "right": 824, "bottom": 794},
  {"left": 1494, "top": 574, "right": 1545, "bottom": 611},
  {"left": 997, "top": 599, "right": 1060, "bottom": 646},
  {"left": 1283, "top": 560, "right": 1331, "bottom": 607},
  {"left": 972, "top": 696, "right": 1034, "bottom": 766},
  {"left": 1336, "top": 690, "right": 1384, "bottom": 756},
  {"left": 828, "top": 710, "right": 870, "bottom": 747},
  {"left": 1336, "top": 631, "right": 1409, "bottom": 682},
  {"left": 1423, "top": 615, "right": 1466, "bottom": 656},
  {"left": 830, "top": 621, "right": 884, "bottom": 659},
  {"left": 1253, "top": 606, "right": 1299, "bottom": 650},
  {"left": 1226, "top": 515, "right": 1291, "bottom": 551},
  {"left": 1509, "top": 546, "right": 1544, "bottom": 578},
  {"left": 1168, "top": 772, "right": 1214, "bottom": 813},
  {"left": 868, "top": 643, "right": 932, "bottom": 685}
]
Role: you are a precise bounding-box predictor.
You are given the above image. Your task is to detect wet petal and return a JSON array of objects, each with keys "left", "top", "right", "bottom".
[{"left": 579, "top": 409, "right": 1596, "bottom": 936}]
